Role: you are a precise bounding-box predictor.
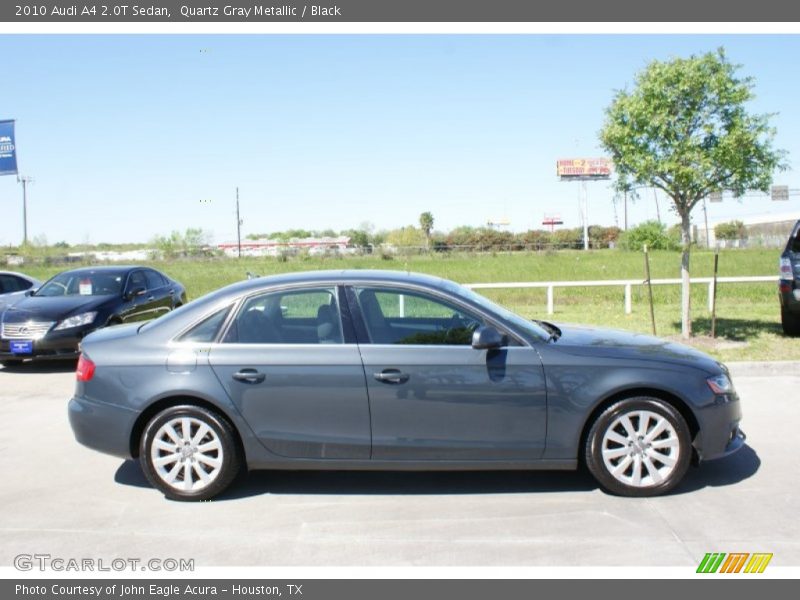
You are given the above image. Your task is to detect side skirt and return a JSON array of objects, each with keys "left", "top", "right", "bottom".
[{"left": 246, "top": 459, "right": 577, "bottom": 472}]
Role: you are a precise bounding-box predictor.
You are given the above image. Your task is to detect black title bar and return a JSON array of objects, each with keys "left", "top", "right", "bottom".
[{"left": 3, "top": 0, "right": 800, "bottom": 22}]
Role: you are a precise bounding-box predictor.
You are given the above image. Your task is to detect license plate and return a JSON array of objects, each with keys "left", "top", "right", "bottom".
[{"left": 10, "top": 340, "right": 33, "bottom": 354}]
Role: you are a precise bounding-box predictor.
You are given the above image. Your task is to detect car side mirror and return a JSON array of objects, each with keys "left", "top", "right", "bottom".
[
  {"left": 125, "top": 286, "right": 145, "bottom": 300},
  {"left": 25, "top": 288, "right": 37, "bottom": 296},
  {"left": 471, "top": 325, "right": 506, "bottom": 350}
]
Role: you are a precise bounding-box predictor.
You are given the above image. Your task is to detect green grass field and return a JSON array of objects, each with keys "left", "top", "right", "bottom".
[{"left": 19, "top": 248, "right": 788, "bottom": 362}]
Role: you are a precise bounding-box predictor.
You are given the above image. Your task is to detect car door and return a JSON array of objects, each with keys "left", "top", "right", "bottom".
[
  {"left": 144, "top": 269, "right": 174, "bottom": 317},
  {"left": 348, "top": 285, "right": 547, "bottom": 461},
  {"left": 207, "top": 285, "right": 372, "bottom": 459},
  {"left": 120, "top": 270, "right": 152, "bottom": 322}
]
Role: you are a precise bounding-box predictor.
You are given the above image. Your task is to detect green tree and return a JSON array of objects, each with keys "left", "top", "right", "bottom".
[
  {"left": 715, "top": 220, "right": 746, "bottom": 241},
  {"left": 152, "top": 228, "right": 211, "bottom": 258},
  {"left": 386, "top": 226, "right": 426, "bottom": 250},
  {"left": 419, "top": 212, "right": 434, "bottom": 250},
  {"left": 600, "top": 48, "right": 786, "bottom": 337},
  {"left": 342, "top": 228, "right": 370, "bottom": 249}
]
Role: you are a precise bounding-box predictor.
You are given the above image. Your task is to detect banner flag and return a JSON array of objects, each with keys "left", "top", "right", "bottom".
[{"left": 0, "top": 119, "right": 18, "bottom": 176}]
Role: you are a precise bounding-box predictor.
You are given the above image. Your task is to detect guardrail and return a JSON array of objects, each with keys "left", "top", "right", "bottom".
[{"left": 465, "top": 276, "right": 776, "bottom": 315}]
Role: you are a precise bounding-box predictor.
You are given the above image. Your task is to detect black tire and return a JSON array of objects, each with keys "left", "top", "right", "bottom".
[
  {"left": 781, "top": 306, "right": 800, "bottom": 336},
  {"left": 139, "top": 405, "right": 242, "bottom": 501},
  {"left": 1, "top": 359, "right": 23, "bottom": 368},
  {"left": 585, "top": 397, "right": 692, "bottom": 497}
]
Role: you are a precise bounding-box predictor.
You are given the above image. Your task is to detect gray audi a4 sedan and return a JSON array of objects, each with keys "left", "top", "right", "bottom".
[{"left": 68, "top": 270, "right": 744, "bottom": 501}]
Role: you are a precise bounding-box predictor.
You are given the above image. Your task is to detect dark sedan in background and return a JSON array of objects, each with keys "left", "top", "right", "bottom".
[
  {"left": 0, "top": 271, "right": 41, "bottom": 305},
  {"left": 69, "top": 270, "right": 744, "bottom": 501},
  {"left": 0, "top": 265, "right": 186, "bottom": 366}
]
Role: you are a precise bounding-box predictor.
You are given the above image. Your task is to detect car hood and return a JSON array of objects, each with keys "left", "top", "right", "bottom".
[
  {"left": 1, "top": 295, "right": 112, "bottom": 323},
  {"left": 0, "top": 291, "right": 28, "bottom": 311},
  {"left": 547, "top": 322, "right": 723, "bottom": 374}
]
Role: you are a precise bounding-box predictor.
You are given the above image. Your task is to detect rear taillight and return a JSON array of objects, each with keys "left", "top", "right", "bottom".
[
  {"left": 780, "top": 257, "right": 793, "bottom": 281},
  {"left": 76, "top": 354, "right": 96, "bottom": 382}
]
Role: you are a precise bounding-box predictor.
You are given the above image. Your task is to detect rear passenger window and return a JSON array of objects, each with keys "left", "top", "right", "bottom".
[
  {"left": 223, "top": 287, "right": 342, "bottom": 344},
  {"left": 145, "top": 270, "right": 166, "bottom": 289},
  {"left": 178, "top": 307, "right": 231, "bottom": 343}
]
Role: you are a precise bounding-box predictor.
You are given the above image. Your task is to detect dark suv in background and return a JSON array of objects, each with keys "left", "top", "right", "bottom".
[{"left": 779, "top": 220, "right": 800, "bottom": 335}]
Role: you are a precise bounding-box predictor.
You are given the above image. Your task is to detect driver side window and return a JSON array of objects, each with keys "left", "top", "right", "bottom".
[
  {"left": 354, "top": 287, "right": 484, "bottom": 346},
  {"left": 127, "top": 271, "right": 147, "bottom": 293}
]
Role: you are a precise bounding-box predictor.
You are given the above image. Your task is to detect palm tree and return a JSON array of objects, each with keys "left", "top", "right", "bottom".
[{"left": 419, "top": 212, "right": 434, "bottom": 250}]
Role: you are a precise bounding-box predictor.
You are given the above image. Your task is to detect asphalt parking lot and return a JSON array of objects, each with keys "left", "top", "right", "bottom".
[{"left": 0, "top": 361, "right": 798, "bottom": 567}]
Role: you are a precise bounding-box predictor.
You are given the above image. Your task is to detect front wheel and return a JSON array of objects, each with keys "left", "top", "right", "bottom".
[
  {"left": 139, "top": 405, "right": 241, "bottom": 501},
  {"left": 585, "top": 397, "right": 692, "bottom": 497}
]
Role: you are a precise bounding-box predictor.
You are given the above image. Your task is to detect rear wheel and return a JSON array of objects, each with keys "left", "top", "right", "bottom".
[
  {"left": 781, "top": 306, "right": 800, "bottom": 336},
  {"left": 585, "top": 397, "right": 691, "bottom": 497},
  {"left": 139, "top": 405, "right": 241, "bottom": 501}
]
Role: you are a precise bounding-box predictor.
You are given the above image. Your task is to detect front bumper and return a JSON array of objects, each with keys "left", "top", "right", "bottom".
[
  {"left": 0, "top": 328, "right": 91, "bottom": 361},
  {"left": 68, "top": 395, "right": 138, "bottom": 459},
  {"left": 693, "top": 392, "right": 745, "bottom": 463}
]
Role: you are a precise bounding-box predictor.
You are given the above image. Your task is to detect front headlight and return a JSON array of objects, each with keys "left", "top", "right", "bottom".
[
  {"left": 54, "top": 311, "right": 97, "bottom": 331},
  {"left": 707, "top": 373, "right": 734, "bottom": 395}
]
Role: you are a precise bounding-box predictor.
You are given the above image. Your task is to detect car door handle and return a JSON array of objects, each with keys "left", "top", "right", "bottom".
[
  {"left": 374, "top": 369, "right": 409, "bottom": 384},
  {"left": 232, "top": 369, "right": 266, "bottom": 384}
]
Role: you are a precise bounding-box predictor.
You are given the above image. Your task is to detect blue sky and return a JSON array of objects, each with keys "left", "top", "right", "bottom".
[{"left": 1, "top": 34, "right": 799, "bottom": 245}]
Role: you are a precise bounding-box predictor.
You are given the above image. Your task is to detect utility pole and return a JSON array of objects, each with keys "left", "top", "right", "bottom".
[
  {"left": 653, "top": 188, "right": 662, "bottom": 223},
  {"left": 623, "top": 188, "right": 628, "bottom": 231},
  {"left": 702, "top": 199, "right": 710, "bottom": 248},
  {"left": 17, "top": 175, "right": 33, "bottom": 245},
  {"left": 581, "top": 180, "right": 589, "bottom": 250},
  {"left": 236, "top": 187, "right": 242, "bottom": 258}
]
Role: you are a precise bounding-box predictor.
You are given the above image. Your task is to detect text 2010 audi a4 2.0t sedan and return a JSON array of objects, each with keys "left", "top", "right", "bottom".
[
  {"left": 68, "top": 270, "right": 744, "bottom": 500},
  {"left": 0, "top": 266, "right": 186, "bottom": 366}
]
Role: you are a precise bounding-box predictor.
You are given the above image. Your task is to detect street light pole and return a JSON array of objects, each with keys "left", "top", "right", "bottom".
[
  {"left": 17, "top": 175, "right": 33, "bottom": 245},
  {"left": 236, "top": 187, "right": 242, "bottom": 258}
]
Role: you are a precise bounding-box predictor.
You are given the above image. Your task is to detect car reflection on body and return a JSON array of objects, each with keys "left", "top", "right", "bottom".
[
  {"left": 68, "top": 270, "right": 744, "bottom": 501},
  {"left": 0, "top": 265, "right": 186, "bottom": 366}
]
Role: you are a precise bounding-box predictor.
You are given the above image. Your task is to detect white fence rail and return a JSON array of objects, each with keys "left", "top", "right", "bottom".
[{"left": 465, "top": 276, "right": 776, "bottom": 315}]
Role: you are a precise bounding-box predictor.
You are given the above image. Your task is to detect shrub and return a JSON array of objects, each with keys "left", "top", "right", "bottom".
[{"left": 618, "top": 220, "right": 680, "bottom": 251}]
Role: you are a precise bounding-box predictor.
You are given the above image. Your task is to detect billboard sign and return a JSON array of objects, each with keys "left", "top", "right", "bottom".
[
  {"left": 0, "top": 120, "right": 18, "bottom": 176},
  {"left": 557, "top": 157, "right": 611, "bottom": 180},
  {"left": 771, "top": 185, "right": 789, "bottom": 201}
]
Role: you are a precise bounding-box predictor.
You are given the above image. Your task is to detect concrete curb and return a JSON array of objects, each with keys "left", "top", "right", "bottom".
[{"left": 726, "top": 361, "right": 800, "bottom": 377}]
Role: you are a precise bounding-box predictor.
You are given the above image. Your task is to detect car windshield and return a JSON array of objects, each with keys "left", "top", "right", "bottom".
[
  {"left": 36, "top": 271, "right": 125, "bottom": 297},
  {"left": 445, "top": 281, "right": 551, "bottom": 342}
]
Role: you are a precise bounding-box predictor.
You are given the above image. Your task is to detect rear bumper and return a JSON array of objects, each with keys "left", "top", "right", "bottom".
[
  {"left": 779, "top": 278, "right": 800, "bottom": 310},
  {"left": 68, "top": 395, "right": 138, "bottom": 459}
]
